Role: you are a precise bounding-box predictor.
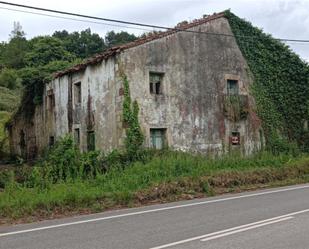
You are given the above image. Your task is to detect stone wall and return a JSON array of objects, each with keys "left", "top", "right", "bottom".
[
  {"left": 9, "top": 16, "right": 262, "bottom": 158},
  {"left": 119, "top": 17, "right": 261, "bottom": 155}
]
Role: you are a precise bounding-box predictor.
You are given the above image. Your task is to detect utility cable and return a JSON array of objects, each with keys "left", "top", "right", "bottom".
[{"left": 1, "top": 1, "right": 309, "bottom": 43}]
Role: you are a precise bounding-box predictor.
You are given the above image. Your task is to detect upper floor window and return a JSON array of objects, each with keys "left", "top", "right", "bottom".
[
  {"left": 46, "top": 89, "right": 55, "bottom": 110},
  {"left": 227, "top": 79, "right": 239, "bottom": 95},
  {"left": 149, "top": 72, "right": 163, "bottom": 95},
  {"left": 74, "top": 82, "right": 81, "bottom": 104}
]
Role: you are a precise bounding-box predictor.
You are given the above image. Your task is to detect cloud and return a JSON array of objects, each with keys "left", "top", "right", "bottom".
[{"left": 0, "top": 0, "right": 308, "bottom": 60}]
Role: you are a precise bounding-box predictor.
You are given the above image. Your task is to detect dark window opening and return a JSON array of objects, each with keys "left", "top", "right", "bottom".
[
  {"left": 74, "top": 82, "right": 82, "bottom": 104},
  {"left": 231, "top": 131, "right": 240, "bottom": 145},
  {"left": 74, "top": 128, "right": 80, "bottom": 145},
  {"left": 47, "top": 89, "right": 55, "bottom": 110},
  {"left": 47, "top": 95, "right": 55, "bottom": 110},
  {"left": 19, "top": 129, "right": 26, "bottom": 147},
  {"left": 49, "top": 136, "right": 55, "bottom": 147},
  {"left": 19, "top": 130, "right": 26, "bottom": 158},
  {"left": 149, "top": 72, "right": 163, "bottom": 95},
  {"left": 227, "top": 79, "right": 239, "bottom": 95},
  {"left": 87, "top": 131, "right": 95, "bottom": 151},
  {"left": 149, "top": 83, "right": 154, "bottom": 94},
  {"left": 150, "top": 128, "right": 167, "bottom": 149}
]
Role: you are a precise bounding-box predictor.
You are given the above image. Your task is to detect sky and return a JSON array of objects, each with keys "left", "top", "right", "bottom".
[{"left": 0, "top": 0, "right": 309, "bottom": 61}]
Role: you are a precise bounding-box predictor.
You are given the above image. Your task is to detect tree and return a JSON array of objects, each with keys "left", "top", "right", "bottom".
[
  {"left": 52, "top": 30, "right": 69, "bottom": 40},
  {"left": 0, "top": 68, "right": 20, "bottom": 90},
  {"left": 53, "top": 28, "right": 106, "bottom": 58},
  {"left": 10, "top": 22, "right": 26, "bottom": 39},
  {"left": 0, "top": 42, "right": 6, "bottom": 69},
  {"left": 105, "top": 31, "right": 137, "bottom": 48},
  {"left": 25, "top": 36, "right": 75, "bottom": 67},
  {"left": 2, "top": 22, "right": 28, "bottom": 69}
]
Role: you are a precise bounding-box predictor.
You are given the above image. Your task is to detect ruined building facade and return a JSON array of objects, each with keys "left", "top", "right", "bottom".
[{"left": 8, "top": 13, "right": 263, "bottom": 159}]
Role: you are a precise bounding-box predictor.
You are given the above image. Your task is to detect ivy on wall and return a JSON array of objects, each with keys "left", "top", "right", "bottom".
[
  {"left": 13, "top": 60, "right": 79, "bottom": 121},
  {"left": 122, "top": 74, "right": 144, "bottom": 159},
  {"left": 225, "top": 11, "right": 309, "bottom": 152}
]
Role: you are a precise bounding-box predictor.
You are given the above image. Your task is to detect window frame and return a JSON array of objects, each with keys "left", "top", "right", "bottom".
[
  {"left": 150, "top": 128, "right": 167, "bottom": 149},
  {"left": 74, "top": 82, "right": 82, "bottom": 105},
  {"left": 87, "top": 130, "right": 95, "bottom": 151},
  {"left": 74, "top": 128, "right": 80, "bottom": 145},
  {"left": 227, "top": 79, "right": 239, "bottom": 95},
  {"left": 149, "top": 72, "right": 164, "bottom": 95}
]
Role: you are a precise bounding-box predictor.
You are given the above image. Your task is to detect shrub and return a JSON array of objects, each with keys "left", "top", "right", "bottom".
[{"left": 35, "top": 136, "right": 102, "bottom": 184}]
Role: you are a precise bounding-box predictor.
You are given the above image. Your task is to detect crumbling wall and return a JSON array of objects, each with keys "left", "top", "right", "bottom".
[
  {"left": 8, "top": 88, "right": 53, "bottom": 159},
  {"left": 119, "top": 16, "right": 261, "bottom": 155},
  {"left": 9, "top": 16, "right": 262, "bottom": 158}
]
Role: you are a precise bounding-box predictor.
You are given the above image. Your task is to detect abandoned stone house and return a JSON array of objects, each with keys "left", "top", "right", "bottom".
[{"left": 8, "top": 12, "right": 263, "bottom": 159}]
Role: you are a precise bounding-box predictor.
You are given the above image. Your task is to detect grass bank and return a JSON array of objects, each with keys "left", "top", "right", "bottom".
[{"left": 1, "top": 149, "right": 309, "bottom": 224}]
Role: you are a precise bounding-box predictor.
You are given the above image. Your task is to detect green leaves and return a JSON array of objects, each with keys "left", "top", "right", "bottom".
[
  {"left": 25, "top": 36, "right": 76, "bottom": 67},
  {"left": 225, "top": 10, "right": 309, "bottom": 152},
  {"left": 0, "top": 68, "right": 20, "bottom": 90},
  {"left": 122, "top": 75, "right": 144, "bottom": 160}
]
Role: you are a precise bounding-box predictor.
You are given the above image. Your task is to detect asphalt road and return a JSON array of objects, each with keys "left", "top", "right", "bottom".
[{"left": 1, "top": 184, "right": 309, "bottom": 249}]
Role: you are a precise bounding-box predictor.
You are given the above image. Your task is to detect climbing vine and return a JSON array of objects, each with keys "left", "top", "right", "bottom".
[
  {"left": 223, "top": 95, "right": 249, "bottom": 122},
  {"left": 13, "top": 60, "right": 79, "bottom": 121},
  {"left": 122, "top": 74, "right": 144, "bottom": 159},
  {"left": 225, "top": 10, "right": 309, "bottom": 152}
]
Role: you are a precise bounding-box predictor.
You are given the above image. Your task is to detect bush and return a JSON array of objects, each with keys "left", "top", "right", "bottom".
[
  {"left": 0, "top": 68, "right": 20, "bottom": 90},
  {"left": 266, "top": 135, "right": 300, "bottom": 156},
  {"left": 35, "top": 136, "right": 102, "bottom": 184}
]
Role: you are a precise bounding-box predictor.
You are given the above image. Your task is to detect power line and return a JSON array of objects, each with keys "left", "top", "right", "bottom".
[
  {"left": 1, "top": 1, "right": 309, "bottom": 43},
  {"left": 0, "top": 6, "right": 153, "bottom": 32},
  {"left": 0, "top": 1, "right": 174, "bottom": 30}
]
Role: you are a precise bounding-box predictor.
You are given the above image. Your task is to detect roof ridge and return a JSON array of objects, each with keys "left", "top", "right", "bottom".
[{"left": 54, "top": 11, "right": 226, "bottom": 78}]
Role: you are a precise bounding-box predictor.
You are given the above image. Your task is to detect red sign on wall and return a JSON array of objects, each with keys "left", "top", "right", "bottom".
[{"left": 230, "top": 132, "right": 240, "bottom": 145}]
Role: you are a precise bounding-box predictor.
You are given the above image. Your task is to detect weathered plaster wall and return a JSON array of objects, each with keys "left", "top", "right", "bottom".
[
  {"left": 119, "top": 17, "right": 261, "bottom": 155},
  {"left": 50, "top": 58, "right": 119, "bottom": 152},
  {"left": 52, "top": 75, "right": 70, "bottom": 137},
  {"left": 8, "top": 93, "right": 51, "bottom": 159},
  {"left": 9, "top": 16, "right": 262, "bottom": 158}
]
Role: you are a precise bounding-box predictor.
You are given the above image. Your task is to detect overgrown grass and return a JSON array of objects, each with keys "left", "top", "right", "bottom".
[{"left": 1, "top": 144, "right": 309, "bottom": 222}]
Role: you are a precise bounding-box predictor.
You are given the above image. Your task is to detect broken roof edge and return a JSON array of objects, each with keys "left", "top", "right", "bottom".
[{"left": 53, "top": 11, "right": 226, "bottom": 79}]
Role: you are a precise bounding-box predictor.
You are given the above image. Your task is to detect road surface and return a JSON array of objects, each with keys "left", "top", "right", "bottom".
[{"left": 1, "top": 184, "right": 309, "bottom": 249}]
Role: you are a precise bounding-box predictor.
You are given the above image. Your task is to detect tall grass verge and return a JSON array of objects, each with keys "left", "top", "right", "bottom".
[{"left": 1, "top": 139, "right": 309, "bottom": 222}]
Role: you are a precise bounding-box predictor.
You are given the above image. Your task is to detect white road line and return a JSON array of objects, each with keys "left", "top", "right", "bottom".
[
  {"left": 1, "top": 184, "right": 309, "bottom": 237},
  {"left": 150, "top": 208, "right": 309, "bottom": 249},
  {"left": 200, "top": 217, "right": 293, "bottom": 242}
]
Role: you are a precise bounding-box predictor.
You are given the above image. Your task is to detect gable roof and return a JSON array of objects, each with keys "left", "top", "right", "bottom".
[{"left": 54, "top": 12, "right": 225, "bottom": 78}]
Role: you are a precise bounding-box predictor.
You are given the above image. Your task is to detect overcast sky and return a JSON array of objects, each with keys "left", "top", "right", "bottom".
[{"left": 0, "top": 0, "right": 309, "bottom": 61}]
